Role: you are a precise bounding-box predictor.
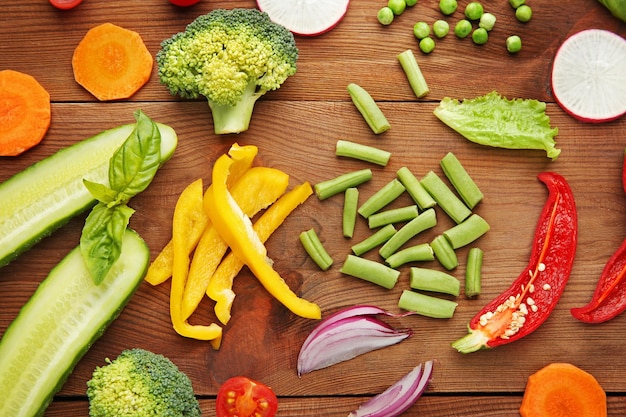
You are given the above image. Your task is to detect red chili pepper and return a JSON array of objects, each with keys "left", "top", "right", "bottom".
[
  {"left": 571, "top": 151, "right": 626, "bottom": 323},
  {"left": 452, "top": 172, "right": 577, "bottom": 353}
]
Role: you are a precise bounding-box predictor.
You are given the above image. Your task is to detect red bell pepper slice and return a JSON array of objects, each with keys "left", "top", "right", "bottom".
[
  {"left": 571, "top": 150, "right": 626, "bottom": 323},
  {"left": 452, "top": 172, "right": 577, "bottom": 353}
]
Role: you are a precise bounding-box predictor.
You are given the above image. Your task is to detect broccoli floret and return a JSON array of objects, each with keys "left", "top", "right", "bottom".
[
  {"left": 156, "top": 8, "right": 299, "bottom": 134},
  {"left": 86, "top": 348, "right": 202, "bottom": 417}
]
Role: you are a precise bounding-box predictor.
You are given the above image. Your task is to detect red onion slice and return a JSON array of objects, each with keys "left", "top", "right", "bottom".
[
  {"left": 297, "top": 315, "right": 412, "bottom": 375},
  {"left": 300, "top": 305, "right": 412, "bottom": 355},
  {"left": 348, "top": 360, "right": 435, "bottom": 417}
]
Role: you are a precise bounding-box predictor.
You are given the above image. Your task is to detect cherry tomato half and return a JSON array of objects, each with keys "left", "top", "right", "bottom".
[
  {"left": 49, "top": 0, "right": 83, "bottom": 9},
  {"left": 168, "top": 0, "right": 201, "bottom": 6},
  {"left": 216, "top": 376, "right": 278, "bottom": 417}
]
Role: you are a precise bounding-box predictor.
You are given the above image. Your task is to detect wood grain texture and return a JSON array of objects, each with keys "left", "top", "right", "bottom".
[{"left": 1, "top": 0, "right": 626, "bottom": 415}]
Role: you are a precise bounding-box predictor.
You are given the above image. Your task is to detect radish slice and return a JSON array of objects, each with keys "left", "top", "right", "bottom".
[
  {"left": 257, "top": 0, "right": 350, "bottom": 37},
  {"left": 551, "top": 29, "right": 626, "bottom": 123}
]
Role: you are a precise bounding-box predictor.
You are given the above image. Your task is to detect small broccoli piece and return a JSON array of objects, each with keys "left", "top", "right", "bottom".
[
  {"left": 86, "top": 348, "right": 202, "bottom": 417},
  {"left": 156, "top": 8, "right": 298, "bottom": 135}
]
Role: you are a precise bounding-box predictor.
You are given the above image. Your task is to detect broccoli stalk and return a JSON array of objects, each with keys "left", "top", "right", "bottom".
[
  {"left": 156, "top": 8, "right": 299, "bottom": 135},
  {"left": 86, "top": 348, "right": 201, "bottom": 417}
]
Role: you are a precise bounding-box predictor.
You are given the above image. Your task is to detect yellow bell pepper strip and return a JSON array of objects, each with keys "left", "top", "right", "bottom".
[
  {"left": 182, "top": 167, "right": 290, "bottom": 320},
  {"left": 205, "top": 151, "right": 322, "bottom": 320},
  {"left": 170, "top": 178, "right": 222, "bottom": 347},
  {"left": 209, "top": 181, "right": 313, "bottom": 325},
  {"left": 144, "top": 143, "right": 258, "bottom": 286}
]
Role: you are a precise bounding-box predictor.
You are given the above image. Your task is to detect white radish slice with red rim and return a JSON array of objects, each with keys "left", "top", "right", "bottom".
[
  {"left": 551, "top": 29, "right": 626, "bottom": 123},
  {"left": 257, "top": 0, "right": 350, "bottom": 37}
]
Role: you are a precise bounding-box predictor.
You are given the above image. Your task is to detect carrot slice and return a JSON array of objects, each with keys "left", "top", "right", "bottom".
[
  {"left": 72, "top": 22, "right": 153, "bottom": 101},
  {"left": 520, "top": 363, "right": 607, "bottom": 417},
  {"left": 0, "top": 70, "right": 51, "bottom": 156}
]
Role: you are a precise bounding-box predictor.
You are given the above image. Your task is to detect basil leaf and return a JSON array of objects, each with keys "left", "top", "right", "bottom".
[
  {"left": 80, "top": 203, "right": 135, "bottom": 285},
  {"left": 108, "top": 110, "right": 162, "bottom": 203},
  {"left": 83, "top": 179, "right": 118, "bottom": 206}
]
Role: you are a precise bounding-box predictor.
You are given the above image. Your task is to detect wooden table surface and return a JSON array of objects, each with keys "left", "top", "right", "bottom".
[{"left": 2, "top": 0, "right": 626, "bottom": 415}]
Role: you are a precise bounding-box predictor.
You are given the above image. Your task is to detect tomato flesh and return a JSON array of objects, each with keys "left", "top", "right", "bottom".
[
  {"left": 49, "top": 0, "right": 83, "bottom": 9},
  {"left": 168, "top": 0, "right": 201, "bottom": 6},
  {"left": 216, "top": 376, "right": 278, "bottom": 417}
]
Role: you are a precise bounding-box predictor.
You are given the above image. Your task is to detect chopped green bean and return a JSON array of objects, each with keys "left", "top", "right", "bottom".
[
  {"left": 385, "top": 243, "right": 434, "bottom": 268},
  {"left": 420, "top": 170, "right": 471, "bottom": 224},
  {"left": 430, "top": 234, "right": 458, "bottom": 270},
  {"left": 443, "top": 214, "right": 490, "bottom": 249},
  {"left": 440, "top": 152, "right": 483, "bottom": 209},
  {"left": 335, "top": 139, "right": 391, "bottom": 166},
  {"left": 368, "top": 205, "right": 419, "bottom": 229},
  {"left": 377, "top": 7, "right": 395, "bottom": 25},
  {"left": 419, "top": 37, "right": 436, "bottom": 54},
  {"left": 347, "top": 83, "right": 390, "bottom": 134},
  {"left": 352, "top": 224, "right": 397, "bottom": 256},
  {"left": 433, "top": 20, "right": 450, "bottom": 38},
  {"left": 379, "top": 208, "right": 437, "bottom": 259},
  {"left": 465, "top": 247, "right": 483, "bottom": 297},
  {"left": 342, "top": 187, "right": 359, "bottom": 238},
  {"left": 409, "top": 267, "right": 461, "bottom": 296},
  {"left": 439, "top": 0, "right": 458, "bottom": 15},
  {"left": 397, "top": 166, "right": 436, "bottom": 210},
  {"left": 314, "top": 169, "right": 372, "bottom": 200},
  {"left": 515, "top": 4, "right": 532, "bottom": 22},
  {"left": 358, "top": 178, "right": 406, "bottom": 218},
  {"left": 299, "top": 229, "right": 333, "bottom": 271},
  {"left": 341, "top": 254, "right": 400, "bottom": 289},
  {"left": 454, "top": 19, "right": 472, "bottom": 38},
  {"left": 397, "top": 49, "right": 429, "bottom": 98},
  {"left": 398, "top": 290, "right": 458, "bottom": 318}
]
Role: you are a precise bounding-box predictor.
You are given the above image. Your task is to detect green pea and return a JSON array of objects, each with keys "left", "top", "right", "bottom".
[
  {"left": 388, "top": 0, "right": 407, "bottom": 15},
  {"left": 419, "top": 37, "right": 436, "bottom": 54},
  {"left": 439, "top": 0, "right": 458, "bottom": 15},
  {"left": 413, "top": 21, "right": 431, "bottom": 39},
  {"left": 506, "top": 35, "right": 522, "bottom": 53},
  {"left": 479, "top": 12, "right": 496, "bottom": 31},
  {"left": 472, "top": 27, "right": 488, "bottom": 45},
  {"left": 377, "top": 7, "right": 395, "bottom": 25},
  {"left": 405, "top": 0, "right": 418, "bottom": 5},
  {"left": 454, "top": 19, "right": 472, "bottom": 38},
  {"left": 515, "top": 4, "right": 532, "bottom": 22},
  {"left": 464, "top": 2, "right": 484, "bottom": 20},
  {"left": 433, "top": 20, "right": 450, "bottom": 38},
  {"left": 509, "top": 0, "right": 525, "bottom": 8}
]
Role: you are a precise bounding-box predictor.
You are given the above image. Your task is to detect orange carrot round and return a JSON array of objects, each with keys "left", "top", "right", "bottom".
[
  {"left": 520, "top": 363, "right": 607, "bottom": 417},
  {"left": 0, "top": 70, "right": 51, "bottom": 156},
  {"left": 72, "top": 22, "right": 153, "bottom": 101}
]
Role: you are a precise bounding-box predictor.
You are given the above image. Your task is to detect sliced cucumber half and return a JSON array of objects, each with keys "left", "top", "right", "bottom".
[
  {"left": 0, "top": 121, "right": 177, "bottom": 267},
  {"left": 0, "top": 228, "right": 150, "bottom": 417}
]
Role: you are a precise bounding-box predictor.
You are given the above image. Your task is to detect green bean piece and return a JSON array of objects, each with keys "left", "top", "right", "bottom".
[
  {"left": 352, "top": 224, "right": 397, "bottom": 256},
  {"left": 358, "top": 178, "right": 406, "bottom": 218},
  {"left": 342, "top": 187, "right": 359, "bottom": 238},
  {"left": 314, "top": 169, "right": 372, "bottom": 200},
  {"left": 420, "top": 170, "right": 471, "bottom": 224},
  {"left": 335, "top": 140, "right": 391, "bottom": 167},
  {"left": 379, "top": 208, "right": 437, "bottom": 259},
  {"left": 368, "top": 205, "right": 419, "bottom": 229},
  {"left": 397, "top": 49, "right": 429, "bottom": 98},
  {"left": 397, "top": 166, "right": 436, "bottom": 210},
  {"left": 299, "top": 229, "right": 333, "bottom": 271},
  {"left": 340, "top": 254, "right": 400, "bottom": 289},
  {"left": 465, "top": 247, "right": 483, "bottom": 297},
  {"left": 431, "top": 234, "right": 458, "bottom": 270},
  {"left": 443, "top": 214, "right": 490, "bottom": 249},
  {"left": 409, "top": 267, "right": 460, "bottom": 296},
  {"left": 347, "top": 83, "right": 390, "bottom": 134},
  {"left": 440, "top": 152, "right": 483, "bottom": 209},
  {"left": 398, "top": 290, "right": 458, "bottom": 318},
  {"left": 385, "top": 243, "right": 434, "bottom": 268}
]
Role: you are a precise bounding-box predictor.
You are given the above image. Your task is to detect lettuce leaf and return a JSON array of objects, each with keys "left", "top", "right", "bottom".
[{"left": 434, "top": 91, "right": 560, "bottom": 160}]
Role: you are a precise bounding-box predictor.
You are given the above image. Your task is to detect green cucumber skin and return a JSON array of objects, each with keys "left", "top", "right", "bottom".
[
  {"left": 0, "top": 229, "right": 149, "bottom": 417},
  {"left": 0, "top": 122, "right": 177, "bottom": 268}
]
